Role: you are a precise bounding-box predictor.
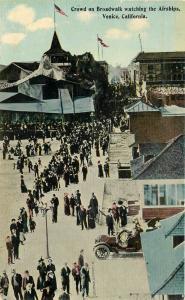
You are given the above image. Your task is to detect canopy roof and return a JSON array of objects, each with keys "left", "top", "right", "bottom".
[{"left": 141, "top": 212, "right": 185, "bottom": 296}]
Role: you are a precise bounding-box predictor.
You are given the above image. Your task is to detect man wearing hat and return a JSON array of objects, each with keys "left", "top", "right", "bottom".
[
  {"left": 61, "top": 263, "right": 71, "bottom": 294},
  {"left": 106, "top": 209, "right": 114, "bottom": 236},
  {"left": 50, "top": 194, "right": 59, "bottom": 223},
  {"left": 11, "top": 269, "right": 23, "bottom": 300},
  {"left": 37, "top": 258, "right": 47, "bottom": 291},
  {"left": 0, "top": 271, "right": 9, "bottom": 298},
  {"left": 22, "top": 271, "right": 35, "bottom": 291},
  {"left": 24, "top": 283, "right": 38, "bottom": 300},
  {"left": 46, "top": 258, "right": 56, "bottom": 274},
  {"left": 117, "top": 199, "right": 127, "bottom": 227}
]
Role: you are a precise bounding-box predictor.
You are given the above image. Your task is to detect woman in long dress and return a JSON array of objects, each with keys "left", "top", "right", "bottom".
[
  {"left": 87, "top": 206, "right": 96, "bottom": 229},
  {"left": 64, "top": 193, "right": 70, "bottom": 216}
]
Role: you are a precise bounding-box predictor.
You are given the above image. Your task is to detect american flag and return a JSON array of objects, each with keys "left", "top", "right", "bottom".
[{"left": 54, "top": 4, "right": 68, "bottom": 17}]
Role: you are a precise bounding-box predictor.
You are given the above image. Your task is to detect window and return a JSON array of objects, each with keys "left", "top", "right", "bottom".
[
  {"left": 144, "top": 184, "right": 185, "bottom": 206},
  {"left": 148, "top": 64, "right": 154, "bottom": 72},
  {"left": 173, "top": 236, "right": 185, "bottom": 248},
  {"left": 144, "top": 185, "right": 158, "bottom": 206},
  {"left": 167, "top": 185, "right": 176, "bottom": 205},
  {"left": 159, "top": 185, "right": 166, "bottom": 205},
  {"left": 177, "top": 184, "right": 185, "bottom": 206}
]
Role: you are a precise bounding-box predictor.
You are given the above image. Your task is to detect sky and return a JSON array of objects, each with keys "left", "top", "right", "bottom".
[{"left": 0, "top": 0, "right": 184, "bottom": 67}]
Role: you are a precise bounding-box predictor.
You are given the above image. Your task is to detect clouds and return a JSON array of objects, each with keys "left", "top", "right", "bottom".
[
  {"left": 27, "top": 17, "right": 54, "bottom": 32},
  {"left": 7, "top": 4, "right": 35, "bottom": 26},
  {"left": 1, "top": 4, "right": 54, "bottom": 46},
  {"left": 0, "top": 33, "right": 26, "bottom": 45},
  {"left": 128, "top": 19, "right": 150, "bottom": 31},
  {"left": 105, "top": 19, "right": 150, "bottom": 41},
  {"left": 105, "top": 28, "right": 130, "bottom": 40},
  {"left": 76, "top": 11, "right": 95, "bottom": 22}
]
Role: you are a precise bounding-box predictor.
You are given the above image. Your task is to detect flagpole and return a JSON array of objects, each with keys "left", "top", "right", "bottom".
[
  {"left": 101, "top": 45, "right": 103, "bottom": 60},
  {"left": 53, "top": 0, "right": 56, "bottom": 31},
  {"left": 97, "top": 34, "right": 100, "bottom": 60}
]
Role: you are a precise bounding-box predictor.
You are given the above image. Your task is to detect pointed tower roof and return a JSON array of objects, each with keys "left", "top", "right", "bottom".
[{"left": 44, "top": 31, "right": 68, "bottom": 56}]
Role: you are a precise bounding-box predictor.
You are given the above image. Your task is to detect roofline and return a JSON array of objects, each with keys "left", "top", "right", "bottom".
[
  {"left": 152, "top": 260, "right": 184, "bottom": 296},
  {"left": 164, "top": 211, "right": 185, "bottom": 238},
  {"left": 134, "top": 134, "right": 184, "bottom": 179}
]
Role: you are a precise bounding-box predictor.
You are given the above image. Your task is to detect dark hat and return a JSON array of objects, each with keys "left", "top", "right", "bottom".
[
  {"left": 38, "top": 257, "right": 44, "bottom": 263},
  {"left": 118, "top": 200, "right": 123, "bottom": 205}
]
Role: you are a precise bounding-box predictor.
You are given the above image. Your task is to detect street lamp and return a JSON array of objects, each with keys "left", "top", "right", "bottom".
[{"left": 40, "top": 203, "right": 52, "bottom": 259}]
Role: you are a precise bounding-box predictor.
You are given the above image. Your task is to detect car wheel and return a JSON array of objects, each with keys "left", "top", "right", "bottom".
[{"left": 94, "top": 245, "right": 110, "bottom": 260}]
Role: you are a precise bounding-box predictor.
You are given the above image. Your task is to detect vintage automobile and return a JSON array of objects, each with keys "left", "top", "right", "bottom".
[{"left": 93, "top": 218, "right": 158, "bottom": 259}]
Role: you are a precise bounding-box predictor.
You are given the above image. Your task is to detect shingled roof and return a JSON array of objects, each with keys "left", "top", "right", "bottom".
[
  {"left": 133, "top": 135, "right": 185, "bottom": 179},
  {"left": 141, "top": 212, "right": 185, "bottom": 297},
  {"left": 134, "top": 51, "right": 185, "bottom": 62}
]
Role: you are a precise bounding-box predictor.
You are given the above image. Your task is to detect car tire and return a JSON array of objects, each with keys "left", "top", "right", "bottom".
[{"left": 94, "top": 245, "right": 110, "bottom": 260}]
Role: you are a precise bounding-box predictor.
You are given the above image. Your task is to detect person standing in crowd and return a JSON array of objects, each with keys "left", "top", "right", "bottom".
[
  {"left": 41, "top": 281, "right": 53, "bottom": 300},
  {"left": 24, "top": 283, "right": 38, "bottom": 300},
  {"left": 33, "top": 163, "right": 39, "bottom": 178},
  {"left": 80, "top": 263, "right": 91, "bottom": 299},
  {"left": 11, "top": 229, "right": 20, "bottom": 260},
  {"left": 46, "top": 258, "right": 56, "bottom": 274},
  {"left": 104, "top": 161, "right": 110, "bottom": 177},
  {"left": 106, "top": 209, "right": 114, "bottom": 236},
  {"left": 58, "top": 289, "right": 70, "bottom": 300},
  {"left": 22, "top": 270, "right": 35, "bottom": 291},
  {"left": 61, "top": 263, "right": 71, "bottom": 295},
  {"left": 98, "top": 161, "right": 104, "bottom": 178},
  {"left": 82, "top": 164, "right": 88, "bottom": 181},
  {"left": 78, "top": 250, "right": 84, "bottom": 270},
  {"left": 20, "top": 175, "right": 27, "bottom": 193},
  {"left": 87, "top": 206, "right": 96, "bottom": 229},
  {"left": 117, "top": 200, "right": 128, "bottom": 227},
  {"left": 69, "top": 194, "right": 75, "bottom": 217},
  {"left": 64, "top": 194, "right": 70, "bottom": 216},
  {"left": 72, "top": 262, "right": 81, "bottom": 295},
  {"left": 50, "top": 194, "right": 59, "bottom": 223},
  {"left": 5, "top": 236, "right": 13, "bottom": 264},
  {"left": 79, "top": 206, "right": 87, "bottom": 231},
  {"left": 11, "top": 269, "right": 23, "bottom": 300},
  {"left": 89, "top": 193, "right": 98, "bottom": 218},
  {"left": 0, "top": 271, "right": 9, "bottom": 298},
  {"left": 37, "top": 258, "right": 47, "bottom": 291},
  {"left": 75, "top": 190, "right": 81, "bottom": 226}
]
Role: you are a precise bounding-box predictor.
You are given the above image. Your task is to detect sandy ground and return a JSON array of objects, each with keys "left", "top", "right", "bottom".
[{"left": 0, "top": 138, "right": 151, "bottom": 300}]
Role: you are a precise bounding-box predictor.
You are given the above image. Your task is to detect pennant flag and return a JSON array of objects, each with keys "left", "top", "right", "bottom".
[
  {"left": 100, "top": 41, "right": 109, "bottom": 48},
  {"left": 54, "top": 4, "right": 68, "bottom": 17},
  {"left": 97, "top": 36, "right": 103, "bottom": 43},
  {"left": 97, "top": 35, "right": 109, "bottom": 47}
]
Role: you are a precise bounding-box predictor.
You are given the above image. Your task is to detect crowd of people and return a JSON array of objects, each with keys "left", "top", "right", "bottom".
[
  {"left": 0, "top": 250, "right": 91, "bottom": 300},
  {"left": 105, "top": 200, "right": 128, "bottom": 236},
  {"left": 1, "top": 120, "right": 113, "bottom": 299}
]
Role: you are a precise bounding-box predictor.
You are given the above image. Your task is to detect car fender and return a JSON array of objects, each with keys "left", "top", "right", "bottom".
[{"left": 93, "top": 242, "right": 112, "bottom": 252}]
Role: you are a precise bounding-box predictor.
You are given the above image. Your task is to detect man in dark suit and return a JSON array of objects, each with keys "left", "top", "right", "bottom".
[
  {"left": 50, "top": 194, "right": 59, "bottom": 223},
  {"left": 106, "top": 209, "right": 114, "bottom": 236},
  {"left": 61, "top": 263, "right": 71, "bottom": 294},
  {"left": 24, "top": 283, "right": 38, "bottom": 300},
  {"left": 79, "top": 206, "right": 87, "bottom": 230},
  {"left": 11, "top": 269, "right": 23, "bottom": 300},
  {"left": 22, "top": 271, "right": 35, "bottom": 291},
  {"left": 11, "top": 229, "right": 20, "bottom": 260}
]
